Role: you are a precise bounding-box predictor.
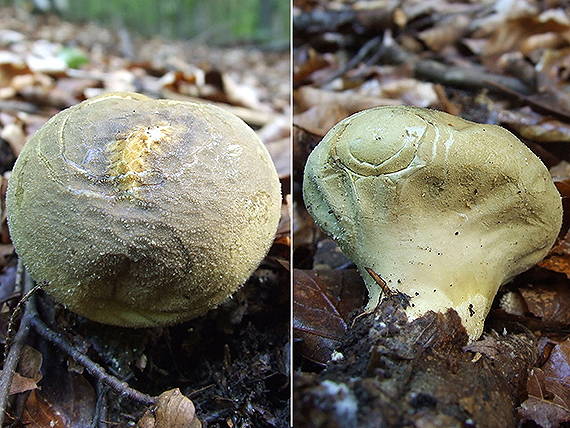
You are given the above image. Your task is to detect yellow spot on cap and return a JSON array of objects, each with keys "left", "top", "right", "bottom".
[{"left": 107, "top": 123, "right": 172, "bottom": 190}]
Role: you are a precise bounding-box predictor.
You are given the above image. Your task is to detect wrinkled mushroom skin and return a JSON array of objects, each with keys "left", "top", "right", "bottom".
[
  {"left": 304, "top": 106, "right": 562, "bottom": 340},
  {"left": 7, "top": 92, "right": 281, "bottom": 327}
]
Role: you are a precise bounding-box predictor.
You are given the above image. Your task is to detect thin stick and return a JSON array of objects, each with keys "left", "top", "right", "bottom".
[
  {"left": 27, "top": 298, "right": 156, "bottom": 406},
  {"left": 0, "top": 266, "right": 33, "bottom": 427},
  {"left": 320, "top": 35, "right": 382, "bottom": 85},
  {"left": 3, "top": 268, "right": 43, "bottom": 363},
  {"left": 484, "top": 80, "right": 570, "bottom": 123},
  {"left": 91, "top": 380, "right": 109, "bottom": 428},
  {"left": 365, "top": 267, "right": 395, "bottom": 298}
]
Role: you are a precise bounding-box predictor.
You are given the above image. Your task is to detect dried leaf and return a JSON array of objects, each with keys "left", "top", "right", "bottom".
[
  {"left": 6, "top": 372, "right": 38, "bottom": 395},
  {"left": 378, "top": 78, "right": 437, "bottom": 107},
  {"left": 539, "top": 230, "right": 570, "bottom": 278},
  {"left": 37, "top": 369, "right": 96, "bottom": 427},
  {"left": 18, "top": 345, "right": 43, "bottom": 382},
  {"left": 543, "top": 339, "right": 570, "bottom": 386},
  {"left": 527, "top": 367, "right": 546, "bottom": 399},
  {"left": 0, "top": 122, "right": 26, "bottom": 155},
  {"left": 519, "top": 396, "right": 570, "bottom": 427},
  {"left": 22, "top": 390, "right": 66, "bottom": 427},
  {"left": 518, "top": 283, "right": 570, "bottom": 325},
  {"left": 293, "top": 48, "right": 333, "bottom": 87},
  {"left": 293, "top": 269, "right": 365, "bottom": 364},
  {"left": 222, "top": 73, "right": 264, "bottom": 111},
  {"left": 520, "top": 339, "right": 570, "bottom": 427},
  {"left": 537, "top": 47, "right": 570, "bottom": 91},
  {"left": 484, "top": 10, "right": 570, "bottom": 57},
  {"left": 293, "top": 104, "right": 349, "bottom": 137},
  {"left": 292, "top": 124, "right": 321, "bottom": 185},
  {"left": 137, "top": 389, "right": 201, "bottom": 428},
  {"left": 418, "top": 14, "right": 470, "bottom": 52},
  {"left": 275, "top": 194, "right": 291, "bottom": 247},
  {"left": 103, "top": 69, "right": 136, "bottom": 92},
  {"left": 266, "top": 137, "right": 291, "bottom": 179},
  {"left": 294, "top": 86, "right": 400, "bottom": 117},
  {"left": 498, "top": 108, "right": 570, "bottom": 143}
]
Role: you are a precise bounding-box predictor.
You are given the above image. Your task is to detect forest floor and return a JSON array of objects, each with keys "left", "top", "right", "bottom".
[
  {"left": 0, "top": 7, "right": 290, "bottom": 428},
  {"left": 293, "top": 0, "right": 570, "bottom": 427}
]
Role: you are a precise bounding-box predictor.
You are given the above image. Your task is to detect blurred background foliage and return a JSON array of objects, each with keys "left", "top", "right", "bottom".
[{"left": 1, "top": 0, "right": 289, "bottom": 47}]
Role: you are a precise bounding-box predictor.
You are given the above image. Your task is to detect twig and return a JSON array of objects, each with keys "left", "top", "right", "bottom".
[
  {"left": 0, "top": 100, "right": 39, "bottom": 114},
  {"left": 27, "top": 297, "right": 156, "bottom": 406},
  {"left": 3, "top": 266, "right": 43, "bottom": 364},
  {"left": 320, "top": 36, "right": 382, "bottom": 85},
  {"left": 364, "top": 267, "right": 395, "bottom": 298},
  {"left": 91, "top": 380, "right": 109, "bottom": 428},
  {"left": 484, "top": 80, "right": 570, "bottom": 123},
  {"left": 376, "top": 43, "right": 531, "bottom": 95},
  {"left": 0, "top": 265, "right": 33, "bottom": 427},
  {"left": 364, "top": 267, "right": 411, "bottom": 310}
]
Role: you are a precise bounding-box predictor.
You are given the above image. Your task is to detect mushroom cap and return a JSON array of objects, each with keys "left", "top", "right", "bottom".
[
  {"left": 7, "top": 92, "right": 281, "bottom": 327},
  {"left": 303, "top": 106, "right": 562, "bottom": 340}
]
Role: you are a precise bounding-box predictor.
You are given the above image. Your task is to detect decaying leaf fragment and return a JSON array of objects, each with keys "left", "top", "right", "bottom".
[{"left": 137, "top": 389, "right": 201, "bottom": 428}]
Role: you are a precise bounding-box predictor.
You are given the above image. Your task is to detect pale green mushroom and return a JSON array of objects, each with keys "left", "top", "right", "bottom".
[
  {"left": 304, "top": 106, "right": 562, "bottom": 340},
  {"left": 7, "top": 92, "right": 281, "bottom": 327}
]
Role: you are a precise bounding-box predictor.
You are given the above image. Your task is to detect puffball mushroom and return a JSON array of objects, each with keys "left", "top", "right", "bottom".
[
  {"left": 7, "top": 92, "right": 281, "bottom": 327},
  {"left": 303, "top": 106, "right": 562, "bottom": 340}
]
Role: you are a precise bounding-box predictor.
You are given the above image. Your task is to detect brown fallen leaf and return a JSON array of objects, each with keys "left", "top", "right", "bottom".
[
  {"left": 519, "top": 395, "right": 570, "bottom": 428},
  {"left": 518, "top": 283, "right": 570, "bottom": 325},
  {"left": 293, "top": 269, "right": 365, "bottom": 364},
  {"left": 162, "top": 89, "right": 277, "bottom": 127},
  {"left": 483, "top": 8, "right": 570, "bottom": 57},
  {"left": 3, "top": 371, "right": 38, "bottom": 395},
  {"left": 18, "top": 345, "right": 43, "bottom": 383},
  {"left": 537, "top": 47, "right": 570, "bottom": 92},
  {"left": 378, "top": 78, "right": 438, "bottom": 107},
  {"left": 275, "top": 194, "right": 291, "bottom": 248},
  {"left": 542, "top": 339, "right": 570, "bottom": 389},
  {"left": 519, "top": 338, "right": 570, "bottom": 427},
  {"left": 22, "top": 390, "right": 65, "bottom": 427},
  {"left": 418, "top": 14, "right": 470, "bottom": 52},
  {"left": 293, "top": 103, "right": 350, "bottom": 137},
  {"left": 520, "top": 32, "right": 567, "bottom": 55},
  {"left": 47, "top": 77, "right": 98, "bottom": 107},
  {"left": 294, "top": 86, "right": 401, "bottom": 116},
  {"left": 539, "top": 230, "right": 570, "bottom": 279},
  {"left": 292, "top": 124, "right": 321, "bottom": 185},
  {"left": 293, "top": 48, "right": 334, "bottom": 87},
  {"left": 137, "top": 388, "right": 201, "bottom": 428},
  {"left": 498, "top": 107, "right": 570, "bottom": 143},
  {"left": 433, "top": 84, "right": 461, "bottom": 116},
  {"left": 222, "top": 73, "right": 265, "bottom": 111}
]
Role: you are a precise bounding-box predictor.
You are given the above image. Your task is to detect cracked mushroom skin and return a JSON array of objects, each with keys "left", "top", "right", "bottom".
[
  {"left": 303, "top": 106, "right": 562, "bottom": 340},
  {"left": 7, "top": 92, "right": 281, "bottom": 327}
]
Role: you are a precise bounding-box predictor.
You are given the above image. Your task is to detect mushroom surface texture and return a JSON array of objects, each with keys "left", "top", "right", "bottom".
[
  {"left": 7, "top": 92, "right": 281, "bottom": 327},
  {"left": 303, "top": 106, "right": 562, "bottom": 340}
]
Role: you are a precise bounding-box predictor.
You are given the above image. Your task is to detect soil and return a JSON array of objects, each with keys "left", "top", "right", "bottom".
[
  {"left": 294, "top": 297, "right": 537, "bottom": 428},
  {"left": 23, "top": 255, "right": 290, "bottom": 427}
]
